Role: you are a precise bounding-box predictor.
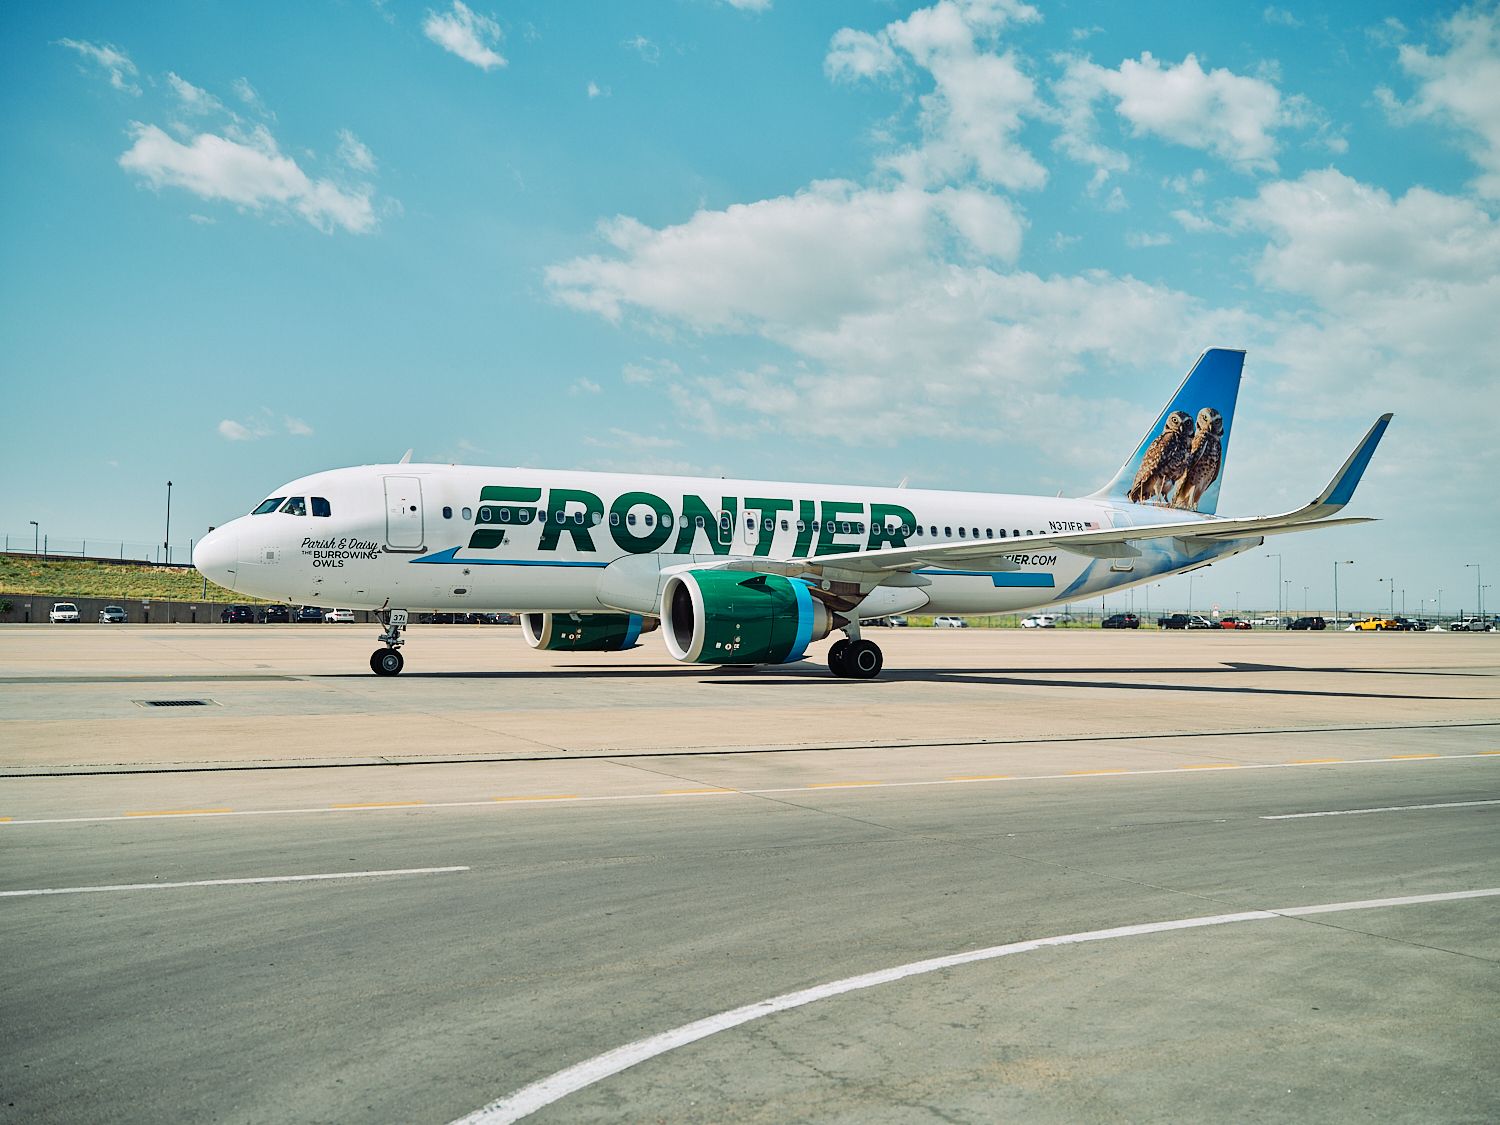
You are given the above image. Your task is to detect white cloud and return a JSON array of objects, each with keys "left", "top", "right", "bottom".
[
  {"left": 722, "top": 0, "right": 771, "bottom": 11},
  {"left": 624, "top": 34, "right": 660, "bottom": 64},
  {"left": 424, "top": 2, "right": 507, "bottom": 71},
  {"left": 546, "top": 177, "right": 1257, "bottom": 443},
  {"left": 166, "top": 72, "right": 224, "bottom": 115},
  {"left": 569, "top": 377, "right": 602, "bottom": 395},
  {"left": 231, "top": 77, "right": 269, "bottom": 116},
  {"left": 1379, "top": 7, "right": 1500, "bottom": 199},
  {"left": 119, "top": 123, "right": 376, "bottom": 234},
  {"left": 337, "top": 129, "right": 377, "bottom": 174},
  {"left": 1125, "top": 230, "right": 1172, "bottom": 247},
  {"left": 587, "top": 81, "right": 609, "bottom": 99},
  {"left": 217, "top": 419, "right": 254, "bottom": 441},
  {"left": 284, "top": 417, "right": 314, "bottom": 437},
  {"left": 1171, "top": 207, "right": 1223, "bottom": 233},
  {"left": 825, "top": 0, "right": 1047, "bottom": 192},
  {"left": 547, "top": 180, "right": 1024, "bottom": 332},
  {"left": 1262, "top": 7, "right": 1303, "bottom": 29},
  {"left": 1057, "top": 51, "right": 1292, "bottom": 172},
  {"left": 56, "top": 38, "right": 140, "bottom": 95}
]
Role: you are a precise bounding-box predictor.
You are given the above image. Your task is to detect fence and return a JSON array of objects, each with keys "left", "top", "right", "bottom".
[{"left": 0, "top": 531, "right": 201, "bottom": 566}]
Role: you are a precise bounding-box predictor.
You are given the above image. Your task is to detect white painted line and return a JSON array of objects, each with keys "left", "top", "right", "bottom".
[
  {"left": 1261, "top": 798, "right": 1500, "bottom": 820},
  {"left": 448, "top": 887, "right": 1500, "bottom": 1125},
  {"left": 0, "top": 865, "right": 469, "bottom": 898},
  {"left": 3, "top": 750, "right": 1496, "bottom": 828}
]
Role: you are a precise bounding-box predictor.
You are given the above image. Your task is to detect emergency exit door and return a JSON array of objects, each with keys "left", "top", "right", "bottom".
[{"left": 384, "top": 476, "right": 424, "bottom": 550}]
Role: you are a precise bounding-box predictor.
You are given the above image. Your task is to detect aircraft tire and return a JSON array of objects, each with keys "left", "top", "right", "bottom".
[
  {"left": 846, "top": 639, "right": 884, "bottom": 679},
  {"left": 828, "top": 638, "right": 851, "bottom": 677},
  {"left": 372, "top": 648, "right": 404, "bottom": 676}
]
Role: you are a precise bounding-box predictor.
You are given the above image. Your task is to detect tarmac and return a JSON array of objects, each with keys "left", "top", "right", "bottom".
[{"left": 2, "top": 624, "right": 1497, "bottom": 1123}]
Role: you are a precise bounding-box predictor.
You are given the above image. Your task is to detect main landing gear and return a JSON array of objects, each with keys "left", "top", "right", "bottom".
[
  {"left": 370, "top": 609, "right": 409, "bottom": 676},
  {"left": 828, "top": 635, "right": 883, "bottom": 679}
]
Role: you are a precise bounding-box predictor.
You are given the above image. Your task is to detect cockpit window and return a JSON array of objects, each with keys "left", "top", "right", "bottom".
[
  {"left": 252, "top": 497, "right": 285, "bottom": 515},
  {"left": 280, "top": 496, "right": 307, "bottom": 516},
  {"left": 311, "top": 497, "right": 331, "bottom": 517}
]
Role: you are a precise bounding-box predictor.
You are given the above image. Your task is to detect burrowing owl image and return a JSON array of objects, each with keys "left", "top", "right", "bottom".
[
  {"left": 1127, "top": 410, "right": 1193, "bottom": 504},
  {"left": 1173, "top": 407, "right": 1224, "bottom": 511}
]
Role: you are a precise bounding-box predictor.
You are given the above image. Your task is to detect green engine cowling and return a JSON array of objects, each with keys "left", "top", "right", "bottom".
[
  {"left": 521, "top": 612, "right": 657, "bottom": 652},
  {"left": 661, "top": 570, "right": 833, "bottom": 665}
]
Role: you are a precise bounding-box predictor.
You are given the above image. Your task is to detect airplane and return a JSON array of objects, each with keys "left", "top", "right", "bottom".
[{"left": 192, "top": 348, "right": 1391, "bottom": 678}]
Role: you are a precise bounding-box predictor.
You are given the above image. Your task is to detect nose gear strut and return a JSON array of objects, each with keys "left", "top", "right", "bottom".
[{"left": 370, "top": 608, "right": 409, "bottom": 676}]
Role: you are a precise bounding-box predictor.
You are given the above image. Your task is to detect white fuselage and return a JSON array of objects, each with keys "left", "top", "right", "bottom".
[{"left": 193, "top": 463, "right": 1258, "bottom": 617}]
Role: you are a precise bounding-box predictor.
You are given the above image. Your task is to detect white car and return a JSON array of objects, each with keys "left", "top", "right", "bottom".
[
  {"left": 932, "top": 615, "right": 968, "bottom": 628},
  {"left": 49, "top": 602, "right": 80, "bottom": 623},
  {"left": 324, "top": 608, "right": 357, "bottom": 624},
  {"left": 1020, "top": 614, "right": 1056, "bottom": 628}
]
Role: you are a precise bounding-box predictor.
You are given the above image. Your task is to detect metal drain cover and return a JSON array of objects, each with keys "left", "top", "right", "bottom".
[{"left": 136, "top": 699, "right": 215, "bottom": 708}]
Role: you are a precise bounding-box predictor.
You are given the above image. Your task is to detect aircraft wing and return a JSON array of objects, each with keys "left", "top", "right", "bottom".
[{"left": 739, "top": 414, "right": 1393, "bottom": 581}]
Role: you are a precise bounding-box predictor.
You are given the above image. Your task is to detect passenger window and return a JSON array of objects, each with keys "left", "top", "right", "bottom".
[
  {"left": 696, "top": 516, "right": 706, "bottom": 528},
  {"left": 1013, "top": 529, "right": 1020, "bottom": 537},
  {"left": 780, "top": 519, "right": 789, "bottom": 530},
  {"left": 442, "top": 506, "right": 453, "bottom": 519},
  {"left": 610, "top": 512, "right": 620, "bottom": 526},
  {"left": 312, "top": 497, "right": 332, "bottom": 517},
  {"left": 999, "top": 529, "right": 1007, "bottom": 538},
  {"left": 573, "top": 512, "right": 585, "bottom": 524},
  {"left": 746, "top": 517, "right": 755, "bottom": 530},
  {"left": 461, "top": 507, "right": 472, "bottom": 520},
  {"left": 986, "top": 528, "right": 993, "bottom": 538},
  {"left": 497, "top": 508, "right": 509, "bottom": 522},
  {"left": 280, "top": 496, "right": 306, "bottom": 516},
  {"left": 627, "top": 513, "right": 637, "bottom": 526},
  {"left": 764, "top": 519, "right": 774, "bottom": 531},
  {"left": 930, "top": 525, "right": 937, "bottom": 536},
  {"left": 662, "top": 513, "right": 673, "bottom": 528},
  {"left": 796, "top": 521, "right": 806, "bottom": 532},
  {"left": 644, "top": 513, "right": 655, "bottom": 527},
  {"left": 972, "top": 527, "right": 979, "bottom": 537},
  {"left": 958, "top": 527, "right": 966, "bottom": 538},
  {"left": 591, "top": 512, "right": 602, "bottom": 525},
  {"left": 944, "top": 526, "right": 952, "bottom": 537},
  {"left": 252, "top": 497, "right": 285, "bottom": 515}
]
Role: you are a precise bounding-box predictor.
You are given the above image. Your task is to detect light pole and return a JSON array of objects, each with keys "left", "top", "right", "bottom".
[
  {"left": 29, "top": 520, "right": 38, "bottom": 555},
  {"left": 1466, "top": 564, "right": 1480, "bottom": 619},
  {"left": 1268, "top": 553, "right": 1282, "bottom": 625},
  {"left": 164, "top": 480, "right": 173, "bottom": 566},
  {"left": 1379, "top": 576, "right": 1394, "bottom": 618},
  {"left": 1303, "top": 585, "right": 1309, "bottom": 615},
  {"left": 1484, "top": 585, "right": 1492, "bottom": 622},
  {"left": 1284, "top": 579, "right": 1291, "bottom": 621},
  {"left": 1438, "top": 589, "right": 1442, "bottom": 621},
  {"left": 1334, "top": 560, "right": 1352, "bottom": 629}
]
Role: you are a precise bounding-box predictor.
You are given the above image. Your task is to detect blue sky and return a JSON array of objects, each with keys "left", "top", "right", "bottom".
[{"left": 3, "top": 0, "right": 1497, "bottom": 618}]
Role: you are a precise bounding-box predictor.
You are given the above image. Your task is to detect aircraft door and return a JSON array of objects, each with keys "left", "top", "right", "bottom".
[{"left": 384, "top": 476, "right": 424, "bottom": 550}]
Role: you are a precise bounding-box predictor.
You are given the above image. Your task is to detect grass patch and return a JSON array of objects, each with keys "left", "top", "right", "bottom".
[{"left": 0, "top": 555, "right": 253, "bottom": 603}]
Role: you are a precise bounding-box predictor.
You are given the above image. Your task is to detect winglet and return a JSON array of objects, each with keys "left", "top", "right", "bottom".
[
  {"left": 399, "top": 449, "right": 413, "bottom": 464},
  {"left": 1307, "top": 413, "right": 1392, "bottom": 516}
]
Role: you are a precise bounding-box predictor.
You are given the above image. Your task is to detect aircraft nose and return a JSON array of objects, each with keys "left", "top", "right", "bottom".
[{"left": 193, "top": 526, "right": 239, "bottom": 590}]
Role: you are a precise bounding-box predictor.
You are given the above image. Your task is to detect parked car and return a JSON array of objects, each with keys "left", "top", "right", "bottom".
[
  {"left": 220, "top": 605, "right": 257, "bottom": 624},
  {"left": 1354, "top": 617, "right": 1399, "bottom": 631},
  {"left": 932, "top": 615, "right": 969, "bottom": 628},
  {"left": 1020, "top": 614, "right": 1056, "bottom": 629},
  {"left": 295, "top": 606, "right": 326, "bottom": 623},
  {"left": 49, "top": 602, "right": 80, "bottom": 623},
  {"left": 885, "top": 614, "right": 908, "bottom": 627},
  {"left": 98, "top": 605, "right": 127, "bottom": 624},
  {"left": 1217, "top": 616, "right": 1253, "bottom": 630},
  {"left": 1159, "top": 613, "right": 1214, "bottom": 629},
  {"left": 1288, "top": 616, "right": 1326, "bottom": 631},
  {"left": 1251, "top": 616, "right": 1286, "bottom": 627},
  {"left": 1101, "top": 613, "right": 1139, "bottom": 629},
  {"left": 1449, "top": 617, "right": 1494, "bottom": 632},
  {"left": 479, "top": 612, "right": 518, "bottom": 625},
  {"left": 324, "top": 608, "right": 356, "bottom": 624},
  {"left": 262, "top": 604, "right": 291, "bottom": 623}
]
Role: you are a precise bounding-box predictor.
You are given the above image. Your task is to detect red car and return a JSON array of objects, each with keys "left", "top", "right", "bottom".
[{"left": 1218, "top": 616, "right": 1253, "bottom": 630}]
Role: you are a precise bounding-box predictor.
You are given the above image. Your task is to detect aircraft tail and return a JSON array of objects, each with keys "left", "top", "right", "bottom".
[{"left": 1089, "top": 347, "right": 1245, "bottom": 515}]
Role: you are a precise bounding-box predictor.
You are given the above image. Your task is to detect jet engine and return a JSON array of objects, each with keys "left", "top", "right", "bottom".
[
  {"left": 521, "top": 612, "right": 657, "bottom": 652},
  {"left": 661, "top": 570, "right": 834, "bottom": 665}
]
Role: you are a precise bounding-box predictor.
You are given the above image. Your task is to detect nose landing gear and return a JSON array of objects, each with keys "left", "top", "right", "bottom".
[{"left": 370, "top": 609, "right": 409, "bottom": 676}]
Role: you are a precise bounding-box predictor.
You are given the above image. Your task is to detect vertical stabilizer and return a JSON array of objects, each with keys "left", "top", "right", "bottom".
[{"left": 1089, "top": 348, "right": 1244, "bottom": 515}]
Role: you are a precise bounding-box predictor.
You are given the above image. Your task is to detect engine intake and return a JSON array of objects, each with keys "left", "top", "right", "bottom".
[
  {"left": 662, "top": 570, "right": 832, "bottom": 665},
  {"left": 521, "top": 612, "right": 656, "bottom": 652}
]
